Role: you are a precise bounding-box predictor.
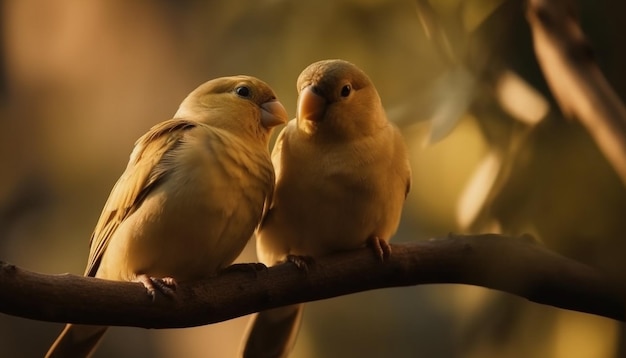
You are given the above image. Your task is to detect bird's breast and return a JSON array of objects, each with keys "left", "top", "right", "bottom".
[{"left": 119, "top": 130, "right": 272, "bottom": 280}]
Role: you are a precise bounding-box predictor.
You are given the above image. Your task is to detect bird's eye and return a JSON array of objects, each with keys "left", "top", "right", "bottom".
[
  {"left": 340, "top": 84, "right": 351, "bottom": 97},
  {"left": 235, "top": 86, "right": 251, "bottom": 98}
]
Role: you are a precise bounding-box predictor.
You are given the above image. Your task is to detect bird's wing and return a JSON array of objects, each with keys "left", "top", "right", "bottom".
[
  {"left": 84, "top": 119, "right": 197, "bottom": 276},
  {"left": 397, "top": 129, "right": 412, "bottom": 199},
  {"left": 269, "top": 121, "right": 291, "bottom": 180},
  {"left": 257, "top": 122, "right": 290, "bottom": 229},
  {"left": 404, "top": 161, "right": 412, "bottom": 199}
]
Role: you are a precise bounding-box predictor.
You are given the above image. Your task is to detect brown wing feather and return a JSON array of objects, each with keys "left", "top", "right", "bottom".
[{"left": 84, "top": 119, "right": 196, "bottom": 276}]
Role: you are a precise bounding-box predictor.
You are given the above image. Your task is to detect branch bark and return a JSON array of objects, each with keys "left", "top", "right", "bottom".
[
  {"left": 0, "top": 234, "right": 623, "bottom": 328},
  {"left": 527, "top": 0, "right": 626, "bottom": 186}
]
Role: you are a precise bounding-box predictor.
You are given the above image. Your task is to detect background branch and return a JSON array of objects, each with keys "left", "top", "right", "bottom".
[
  {"left": 527, "top": 0, "right": 626, "bottom": 186},
  {"left": 0, "top": 234, "right": 623, "bottom": 328}
]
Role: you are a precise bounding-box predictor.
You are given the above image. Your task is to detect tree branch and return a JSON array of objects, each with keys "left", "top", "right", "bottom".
[
  {"left": 0, "top": 234, "right": 623, "bottom": 328},
  {"left": 527, "top": 0, "right": 626, "bottom": 186}
]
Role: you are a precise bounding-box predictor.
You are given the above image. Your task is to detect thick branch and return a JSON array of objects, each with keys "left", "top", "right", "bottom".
[
  {"left": 0, "top": 234, "right": 623, "bottom": 327},
  {"left": 527, "top": 0, "right": 626, "bottom": 186}
]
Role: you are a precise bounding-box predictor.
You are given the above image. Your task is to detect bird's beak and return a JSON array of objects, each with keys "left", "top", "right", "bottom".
[
  {"left": 260, "top": 99, "right": 289, "bottom": 128},
  {"left": 297, "top": 85, "right": 326, "bottom": 122}
]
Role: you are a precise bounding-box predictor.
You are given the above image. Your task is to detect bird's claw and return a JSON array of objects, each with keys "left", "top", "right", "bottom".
[
  {"left": 136, "top": 274, "right": 178, "bottom": 301},
  {"left": 368, "top": 236, "right": 391, "bottom": 262}
]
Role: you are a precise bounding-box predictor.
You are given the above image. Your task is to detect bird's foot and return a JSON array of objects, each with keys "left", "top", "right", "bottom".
[
  {"left": 367, "top": 236, "right": 391, "bottom": 262},
  {"left": 286, "top": 254, "right": 315, "bottom": 273},
  {"left": 136, "top": 274, "right": 177, "bottom": 301}
]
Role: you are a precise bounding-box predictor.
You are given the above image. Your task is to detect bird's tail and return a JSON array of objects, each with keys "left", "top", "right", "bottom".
[
  {"left": 45, "top": 323, "right": 108, "bottom": 358},
  {"left": 241, "top": 304, "right": 304, "bottom": 358}
]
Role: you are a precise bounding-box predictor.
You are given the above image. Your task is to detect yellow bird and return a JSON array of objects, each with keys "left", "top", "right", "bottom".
[
  {"left": 243, "top": 60, "right": 411, "bottom": 358},
  {"left": 46, "top": 75, "right": 288, "bottom": 358}
]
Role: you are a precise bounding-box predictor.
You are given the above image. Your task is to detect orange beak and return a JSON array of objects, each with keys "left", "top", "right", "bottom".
[{"left": 297, "top": 86, "right": 327, "bottom": 122}]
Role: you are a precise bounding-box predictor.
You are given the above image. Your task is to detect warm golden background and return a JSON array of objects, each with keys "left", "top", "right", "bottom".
[{"left": 1, "top": 0, "right": 624, "bottom": 357}]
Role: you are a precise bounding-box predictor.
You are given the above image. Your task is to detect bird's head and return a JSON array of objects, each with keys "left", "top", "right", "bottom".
[
  {"left": 295, "top": 59, "right": 386, "bottom": 140},
  {"left": 175, "top": 75, "right": 288, "bottom": 142}
]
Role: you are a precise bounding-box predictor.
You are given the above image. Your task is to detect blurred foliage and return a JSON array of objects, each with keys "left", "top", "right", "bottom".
[{"left": 1, "top": 0, "right": 624, "bottom": 357}]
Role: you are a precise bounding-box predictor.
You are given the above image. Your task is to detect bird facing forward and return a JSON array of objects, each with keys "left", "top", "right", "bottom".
[
  {"left": 45, "top": 75, "right": 288, "bottom": 358},
  {"left": 242, "top": 59, "right": 412, "bottom": 358}
]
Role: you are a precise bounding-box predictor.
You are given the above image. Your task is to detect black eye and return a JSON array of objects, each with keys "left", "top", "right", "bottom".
[
  {"left": 340, "top": 84, "right": 351, "bottom": 97},
  {"left": 235, "top": 86, "right": 251, "bottom": 98}
]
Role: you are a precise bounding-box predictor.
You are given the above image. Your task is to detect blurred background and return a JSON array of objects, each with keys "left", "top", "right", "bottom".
[{"left": 1, "top": 0, "right": 625, "bottom": 357}]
